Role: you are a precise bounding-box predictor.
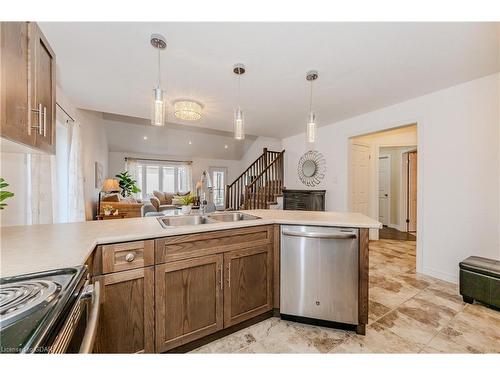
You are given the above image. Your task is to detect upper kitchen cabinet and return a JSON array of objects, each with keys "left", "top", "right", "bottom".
[{"left": 0, "top": 22, "right": 56, "bottom": 154}]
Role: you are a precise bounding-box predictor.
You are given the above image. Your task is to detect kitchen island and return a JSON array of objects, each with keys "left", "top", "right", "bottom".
[{"left": 0, "top": 210, "right": 381, "bottom": 353}]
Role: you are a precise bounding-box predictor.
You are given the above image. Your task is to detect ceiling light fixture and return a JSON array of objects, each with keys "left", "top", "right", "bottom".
[
  {"left": 233, "top": 63, "right": 246, "bottom": 140},
  {"left": 150, "top": 34, "right": 167, "bottom": 126},
  {"left": 173, "top": 100, "right": 203, "bottom": 121},
  {"left": 306, "top": 70, "right": 318, "bottom": 143}
]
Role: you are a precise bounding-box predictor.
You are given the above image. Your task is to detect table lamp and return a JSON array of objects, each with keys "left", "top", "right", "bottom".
[{"left": 97, "top": 178, "right": 121, "bottom": 218}]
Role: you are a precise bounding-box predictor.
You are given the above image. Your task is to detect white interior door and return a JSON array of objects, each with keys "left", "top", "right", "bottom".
[
  {"left": 350, "top": 143, "right": 370, "bottom": 216},
  {"left": 378, "top": 156, "right": 390, "bottom": 226}
]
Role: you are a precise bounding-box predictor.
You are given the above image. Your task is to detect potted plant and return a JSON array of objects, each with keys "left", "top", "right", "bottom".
[
  {"left": 0, "top": 178, "right": 14, "bottom": 210},
  {"left": 102, "top": 204, "right": 114, "bottom": 216},
  {"left": 178, "top": 194, "right": 195, "bottom": 215},
  {"left": 115, "top": 171, "right": 141, "bottom": 198}
]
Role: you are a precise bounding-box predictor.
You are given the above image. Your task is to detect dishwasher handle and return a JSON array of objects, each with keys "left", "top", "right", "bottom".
[
  {"left": 282, "top": 229, "right": 357, "bottom": 240},
  {"left": 79, "top": 280, "right": 101, "bottom": 354}
]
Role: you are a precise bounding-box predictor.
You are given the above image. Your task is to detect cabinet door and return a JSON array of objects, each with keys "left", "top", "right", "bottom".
[
  {"left": 94, "top": 267, "right": 154, "bottom": 353},
  {"left": 0, "top": 22, "right": 34, "bottom": 146},
  {"left": 29, "top": 22, "right": 56, "bottom": 154},
  {"left": 156, "top": 254, "right": 223, "bottom": 352},
  {"left": 224, "top": 244, "right": 272, "bottom": 327}
]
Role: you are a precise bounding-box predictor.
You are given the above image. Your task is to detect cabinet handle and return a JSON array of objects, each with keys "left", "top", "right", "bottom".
[
  {"left": 227, "top": 262, "right": 231, "bottom": 288},
  {"left": 43, "top": 106, "right": 47, "bottom": 137},
  {"left": 125, "top": 253, "right": 135, "bottom": 262},
  {"left": 30, "top": 103, "right": 43, "bottom": 135},
  {"left": 219, "top": 266, "right": 223, "bottom": 290}
]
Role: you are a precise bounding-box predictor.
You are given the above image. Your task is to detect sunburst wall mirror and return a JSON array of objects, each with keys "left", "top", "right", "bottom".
[{"left": 297, "top": 150, "right": 326, "bottom": 187}]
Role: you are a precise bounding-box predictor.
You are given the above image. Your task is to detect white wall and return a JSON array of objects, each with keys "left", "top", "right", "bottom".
[
  {"left": 283, "top": 73, "right": 500, "bottom": 282},
  {"left": 0, "top": 153, "right": 28, "bottom": 226},
  {"left": 240, "top": 136, "right": 283, "bottom": 168}
]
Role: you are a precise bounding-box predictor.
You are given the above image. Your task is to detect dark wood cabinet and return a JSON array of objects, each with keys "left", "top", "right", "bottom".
[
  {"left": 223, "top": 244, "right": 272, "bottom": 327},
  {"left": 283, "top": 189, "right": 326, "bottom": 211},
  {"left": 0, "top": 22, "right": 56, "bottom": 153},
  {"left": 92, "top": 226, "right": 275, "bottom": 353},
  {"left": 93, "top": 267, "right": 155, "bottom": 353},
  {"left": 155, "top": 254, "right": 224, "bottom": 352},
  {"left": 29, "top": 22, "right": 56, "bottom": 154},
  {"left": 0, "top": 22, "right": 33, "bottom": 147}
]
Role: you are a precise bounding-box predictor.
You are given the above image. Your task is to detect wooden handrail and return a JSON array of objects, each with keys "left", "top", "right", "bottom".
[
  {"left": 224, "top": 148, "right": 284, "bottom": 210},
  {"left": 247, "top": 150, "right": 285, "bottom": 186}
]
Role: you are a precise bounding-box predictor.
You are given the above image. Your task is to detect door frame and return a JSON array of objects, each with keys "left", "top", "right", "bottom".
[
  {"left": 346, "top": 120, "right": 424, "bottom": 276},
  {"left": 402, "top": 149, "right": 418, "bottom": 233}
]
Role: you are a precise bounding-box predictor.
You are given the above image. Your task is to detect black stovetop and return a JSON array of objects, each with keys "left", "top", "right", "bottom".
[{"left": 0, "top": 266, "right": 87, "bottom": 353}]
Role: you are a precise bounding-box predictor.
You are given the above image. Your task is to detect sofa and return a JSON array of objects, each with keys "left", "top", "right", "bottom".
[
  {"left": 100, "top": 193, "right": 144, "bottom": 218},
  {"left": 150, "top": 190, "right": 191, "bottom": 212}
]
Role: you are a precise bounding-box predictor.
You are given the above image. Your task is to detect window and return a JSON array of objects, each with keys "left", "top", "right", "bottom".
[
  {"left": 130, "top": 160, "right": 192, "bottom": 199},
  {"left": 210, "top": 167, "right": 227, "bottom": 209}
]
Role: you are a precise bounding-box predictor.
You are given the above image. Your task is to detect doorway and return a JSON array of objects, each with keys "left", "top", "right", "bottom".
[{"left": 348, "top": 124, "right": 418, "bottom": 242}]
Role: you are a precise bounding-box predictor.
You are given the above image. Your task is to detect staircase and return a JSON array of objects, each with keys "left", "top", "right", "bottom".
[{"left": 225, "top": 148, "right": 285, "bottom": 210}]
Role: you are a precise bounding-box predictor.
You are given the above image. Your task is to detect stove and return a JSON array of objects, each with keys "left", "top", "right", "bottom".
[{"left": 0, "top": 266, "right": 91, "bottom": 353}]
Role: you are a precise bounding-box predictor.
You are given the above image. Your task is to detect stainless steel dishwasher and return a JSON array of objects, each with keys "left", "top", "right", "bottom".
[{"left": 280, "top": 225, "right": 359, "bottom": 326}]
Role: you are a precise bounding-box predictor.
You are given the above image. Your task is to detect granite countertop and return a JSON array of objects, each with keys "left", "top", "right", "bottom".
[{"left": 0, "top": 209, "right": 381, "bottom": 278}]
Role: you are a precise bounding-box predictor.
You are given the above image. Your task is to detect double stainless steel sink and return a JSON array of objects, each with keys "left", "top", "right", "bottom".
[{"left": 158, "top": 212, "right": 260, "bottom": 228}]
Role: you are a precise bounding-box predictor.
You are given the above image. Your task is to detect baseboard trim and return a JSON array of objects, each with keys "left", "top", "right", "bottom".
[
  {"left": 388, "top": 224, "right": 407, "bottom": 232},
  {"left": 422, "top": 266, "right": 458, "bottom": 284}
]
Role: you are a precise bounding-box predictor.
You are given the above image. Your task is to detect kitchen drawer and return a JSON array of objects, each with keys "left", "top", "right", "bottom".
[
  {"left": 155, "top": 225, "right": 273, "bottom": 264},
  {"left": 101, "top": 240, "right": 154, "bottom": 274}
]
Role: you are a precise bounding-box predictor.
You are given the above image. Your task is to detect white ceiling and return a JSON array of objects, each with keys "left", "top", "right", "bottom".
[
  {"left": 40, "top": 22, "right": 500, "bottom": 139},
  {"left": 100, "top": 112, "right": 257, "bottom": 160}
]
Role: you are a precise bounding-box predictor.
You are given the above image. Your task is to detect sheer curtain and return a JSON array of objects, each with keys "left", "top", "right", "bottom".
[{"left": 67, "top": 121, "right": 86, "bottom": 222}]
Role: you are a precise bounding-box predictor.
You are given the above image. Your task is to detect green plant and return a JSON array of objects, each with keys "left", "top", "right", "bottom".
[
  {"left": 178, "top": 194, "right": 195, "bottom": 206},
  {"left": 0, "top": 178, "right": 14, "bottom": 210},
  {"left": 115, "top": 171, "right": 141, "bottom": 197}
]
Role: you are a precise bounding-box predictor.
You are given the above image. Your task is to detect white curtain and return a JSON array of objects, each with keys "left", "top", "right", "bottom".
[
  {"left": 185, "top": 164, "right": 193, "bottom": 192},
  {"left": 67, "top": 121, "right": 86, "bottom": 222},
  {"left": 125, "top": 158, "right": 138, "bottom": 181},
  {"left": 29, "top": 154, "right": 56, "bottom": 224}
]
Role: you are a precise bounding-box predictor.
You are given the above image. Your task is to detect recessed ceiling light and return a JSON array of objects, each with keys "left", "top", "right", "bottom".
[
  {"left": 143, "top": 136, "right": 148, "bottom": 140},
  {"left": 224, "top": 144, "right": 228, "bottom": 149},
  {"left": 188, "top": 140, "right": 192, "bottom": 145}
]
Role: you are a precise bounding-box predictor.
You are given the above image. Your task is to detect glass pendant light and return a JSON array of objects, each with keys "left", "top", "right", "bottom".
[
  {"left": 306, "top": 70, "right": 318, "bottom": 143},
  {"left": 150, "top": 34, "right": 167, "bottom": 126},
  {"left": 233, "top": 63, "right": 246, "bottom": 140}
]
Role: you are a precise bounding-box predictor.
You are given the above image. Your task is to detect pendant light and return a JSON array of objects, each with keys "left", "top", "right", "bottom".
[
  {"left": 306, "top": 70, "right": 318, "bottom": 143},
  {"left": 233, "top": 63, "right": 246, "bottom": 140},
  {"left": 150, "top": 34, "right": 167, "bottom": 126}
]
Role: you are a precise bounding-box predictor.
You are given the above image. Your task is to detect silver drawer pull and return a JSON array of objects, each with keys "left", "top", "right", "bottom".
[
  {"left": 282, "top": 230, "right": 356, "bottom": 240},
  {"left": 125, "top": 253, "right": 135, "bottom": 262}
]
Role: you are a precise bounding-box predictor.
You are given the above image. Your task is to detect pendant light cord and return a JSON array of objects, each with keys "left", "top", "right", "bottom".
[
  {"left": 237, "top": 73, "right": 241, "bottom": 110},
  {"left": 157, "top": 48, "right": 161, "bottom": 88},
  {"left": 309, "top": 79, "right": 314, "bottom": 113}
]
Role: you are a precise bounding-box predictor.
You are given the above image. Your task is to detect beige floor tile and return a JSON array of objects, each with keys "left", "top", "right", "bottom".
[
  {"left": 192, "top": 239, "right": 499, "bottom": 354},
  {"left": 376, "top": 309, "right": 439, "bottom": 346},
  {"left": 329, "top": 323, "right": 421, "bottom": 353}
]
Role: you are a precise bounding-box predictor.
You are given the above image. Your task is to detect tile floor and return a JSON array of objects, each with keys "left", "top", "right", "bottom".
[{"left": 191, "top": 239, "right": 500, "bottom": 353}]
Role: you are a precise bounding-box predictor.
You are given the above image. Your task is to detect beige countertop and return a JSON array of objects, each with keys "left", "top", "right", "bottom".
[{"left": 0, "top": 209, "right": 381, "bottom": 278}]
